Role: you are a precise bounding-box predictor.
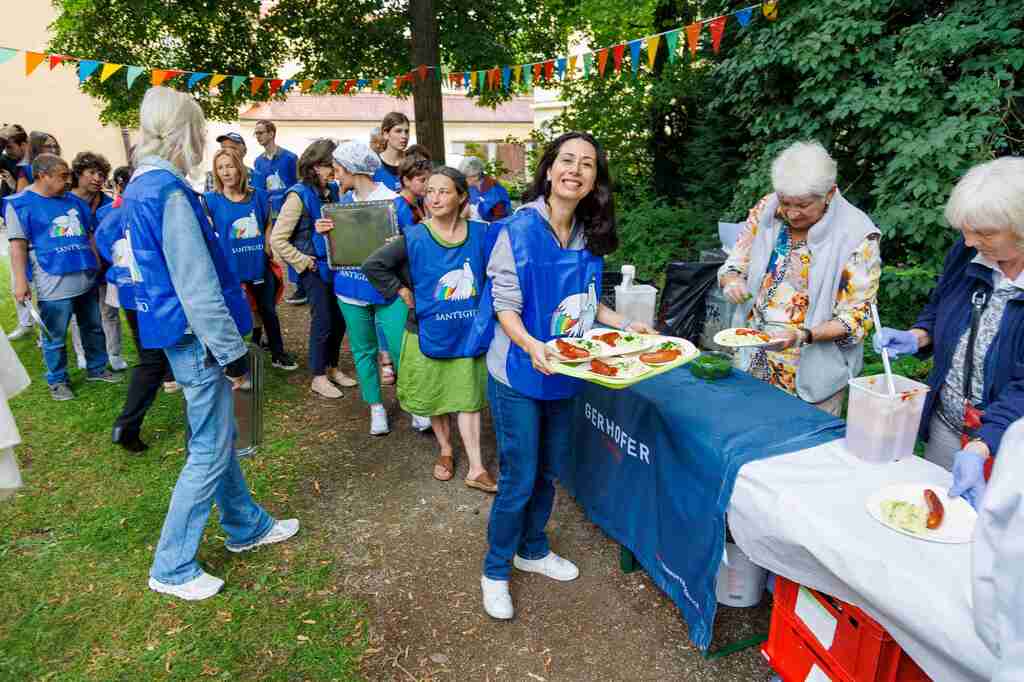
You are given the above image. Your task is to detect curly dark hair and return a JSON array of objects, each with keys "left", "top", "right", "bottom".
[
  {"left": 71, "top": 151, "right": 112, "bottom": 189},
  {"left": 522, "top": 131, "right": 617, "bottom": 257},
  {"left": 298, "top": 138, "right": 337, "bottom": 188}
]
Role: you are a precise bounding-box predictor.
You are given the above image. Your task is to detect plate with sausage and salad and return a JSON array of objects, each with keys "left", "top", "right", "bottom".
[
  {"left": 546, "top": 336, "right": 614, "bottom": 363},
  {"left": 582, "top": 329, "right": 656, "bottom": 355},
  {"left": 713, "top": 327, "right": 774, "bottom": 348},
  {"left": 866, "top": 483, "right": 977, "bottom": 544}
]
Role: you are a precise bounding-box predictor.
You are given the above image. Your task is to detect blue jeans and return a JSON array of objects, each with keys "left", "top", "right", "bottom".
[
  {"left": 483, "top": 376, "right": 573, "bottom": 580},
  {"left": 150, "top": 334, "right": 273, "bottom": 584},
  {"left": 37, "top": 287, "right": 108, "bottom": 385}
]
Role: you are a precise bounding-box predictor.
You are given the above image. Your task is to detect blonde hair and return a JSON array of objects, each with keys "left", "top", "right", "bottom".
[
  {"left": 945, "top": 157, "right": 1024, "bottom": 244},
  {"left": 133, "top": 87, "right": 207, "bottom": 173},
  {"left": 211, "top": 148, "right": 249, "bottom": 194}
]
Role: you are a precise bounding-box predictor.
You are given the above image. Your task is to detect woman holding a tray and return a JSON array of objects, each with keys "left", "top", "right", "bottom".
[
  {"left": 270, "top": 139, "right": 357, "bottom": 399},
  {"left": 477, "top": 131, "right": 654, "bottom": 620},
  {"left": 363, "top": 166, "right": 497, "bottom": 492}
]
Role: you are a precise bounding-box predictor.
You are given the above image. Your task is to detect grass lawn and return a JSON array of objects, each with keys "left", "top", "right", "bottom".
[{"left": 0, "top": 261, "right": 365, "bottom": 680}]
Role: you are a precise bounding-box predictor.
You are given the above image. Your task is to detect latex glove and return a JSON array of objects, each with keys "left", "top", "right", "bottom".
[
  {"left": 872, "top": 327, "right": 918, "bottom": 358},
  {"left": 722, "top": 277, "right": 751, "bottom": 305},
  {"left": 948, "top": 449, "right": 989, "bottom": 510}
]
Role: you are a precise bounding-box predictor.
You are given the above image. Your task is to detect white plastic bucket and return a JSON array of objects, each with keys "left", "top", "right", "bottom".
[
  {"left": 716, "top": 542, "right": 767, "bottom": 608},
  {"left": 846, "top": 374, "right": 930, "bottom": 464}
]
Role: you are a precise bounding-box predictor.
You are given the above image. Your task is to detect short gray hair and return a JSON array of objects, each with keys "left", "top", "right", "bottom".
[
  {"left": 458, "top": 156, "right": 485, "bottom": 177},
  {"left": 771, "top": 141, "right": 837, "bottom": 198},
  {"left": 32, "top": 153, "right": 68, "bottom": 178},
  {"left": 133, "top": 87, "right": 207, "bottom": 173},
  {"left": 945, "top": 157, "right": 1024, "bottom": 243}
]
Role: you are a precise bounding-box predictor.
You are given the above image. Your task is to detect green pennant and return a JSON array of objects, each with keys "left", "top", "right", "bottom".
[
  {"left": 384, "top": 76, "right": 394, "bottom": 91},
  {"left": 314, "top": 79, "right": 330, "bottom": 92},
  {"left": 665, "top": 29, "right": 680, "bottom": 64},
  {"left": 583, "top": 52, "right": 593, "bottom": 78},
  {"left": 231, "top": 75, "right": 246, "bottom": 94},
  {"left": 477, "top": 70, "right": 486, "bottom": 91},
  {"left": 523, "top": 65, "right": 532, "bottom": 89}
]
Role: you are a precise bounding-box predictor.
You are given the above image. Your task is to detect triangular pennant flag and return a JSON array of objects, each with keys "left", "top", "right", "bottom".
[
  {"left": 686, "top": 22, "right": 702, "bottom": 57},
  {"left": 490, "top": 68, "right": 501, "bottom": 89},
  {"left": 383, "top": 76, "right": 394, "bottom": 91},
  {"left": 343, "top": 79, "right": 356, "bottom": 94},
  {"left": 418, "top": 64, "right": 428, "bottom": 81},
  {"left": 25, "top": 52, "right": 46, "bottom": 76},
  {"left": 523, "top": 64, "right": 532, "bottom": 88},
  {"left": 583, "top": 52, "right": 593, "bottom": 78},
  {"left": 544, "top": 60, "right": 554, "bottom": 81},
  {"left": 187, "top": 72, "right": 209, "bottom": 89},
  {"left": 763, "top": 0, "right": 779, "bottom": 21},
  {"left": 127, "top": 65, "right": 146, "bottom": 88},
  {"left": 78, "top": 60, "right": 101, "bottom": 83},
  {"left": 646, "top": 35, "right": 660, "bottom": 71},
  {"left": 355, "top": 79, "right": 368, "bottom": 90},
  {"left": 709, "top": 16, "right": 727, "bottom": 53},
  {"left": 331, "top": 79, "right": 342, "bottom": 92},
  {"left": 282, "top": 78, "right": 296, "bottom": 93},
  {"left": 449, "top": 72, "right": 461, "bottom": 87},
  {"left": 463, "top": 71, "right": 470, "bottom": 88},
  {"left": 231, "top": 75, "right": 246, "bottom": 94},
  {"left": 502, "top": 66, "right": 511, "bottom": 90},
  {"left": 532, "top": 63, "right": 542, "bottom": 83},
  {"left": 0, "top": 48, "right": 18, "bottom": 66},
  {"left": 151, "top": 69, "right": 168, "bottom": 86},
  {"left": 371, "top": 78, "right": 381, "bottom": 90},
  {"left": 250, "top": 77, "right": 266, "bottom": 94},
  {"left": 665, "top": 29, "right": 680, "bottom": 63},
  {"left": 100, "top": 62, "right": 123, "bottom": 82},
  {"left": 736, "top": 7, "right": 753, "bottom": 27},
  {"left": 49, "top": 54, "right": 67, "bottom": 70},
  {"left": 313, "top": 79, "right": 330, "bottom": 92},
  {"left": 164, "top": 70, "right": 183, "bottom": 82},
  {"left": 567, "top": 55, "right": 577, "bottom": 78},
  {"left": 556, "top": 57, "right": 566, "bottom": 81},
  {"left": 477, "top": 70, "right": 486, "bottom": 91},
  {"left": 597, "top": 49, "right": 609, "bottom": 76},
  {"left": 268, "top": 78, "right": 283, "bottom": 95},
  {"left": 513, "top": 65, "right": 522, "bottom": 85},
  {"left": 612, "top": 44, "right": 625, "bottom": 73},
  {"left": 300, "top": 78, "right": 314, "bottom": 93},
  {"left": 628, "top": 40, "right": 641, "bottom": 76},
  {"left": 209, "top": 74, "right": 228, "bottom": 90}
]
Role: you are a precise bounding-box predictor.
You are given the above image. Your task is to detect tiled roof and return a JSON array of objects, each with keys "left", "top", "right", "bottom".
[{"left": 240, "top": 93, "right": 533, "bottom": 123}]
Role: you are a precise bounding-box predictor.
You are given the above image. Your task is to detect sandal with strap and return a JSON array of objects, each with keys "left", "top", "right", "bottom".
[
  {"left": 433, "top": 453, "right": 454, "bottom": 482},
  {"left": 465, "top": 471, "right": 498, "bottom": 493}
]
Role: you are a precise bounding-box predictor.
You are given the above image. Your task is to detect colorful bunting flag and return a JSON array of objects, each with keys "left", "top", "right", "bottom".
[
  {"left": 282, "top": 78, "right": 295, "bottom": 93},
  {"left": 0, "top": 47, "right": 17, "bottom": 65},
  {"left": 187, "top": 72, "right": 209, "bottom": 89},
  {"left": 763, "top": 0, "right": 779, "bottom": 21},
  {"left": 343, "top": 79, "right": 356, "bottom": 94},
  {"left": 646, "top": 35, "right": 660, "bottom": 71},
  {"left": 268, "top": 78, "right": 283, "bottom": 95},
  {"left": 502, "top": 66, "right": 511, "bottom": 90},
  {"left": 628, "top": 40, "right": 641, "bottom": 76},
  {"left": 300, "top": 78, "right": 314, "bottom": 93},
  {"left": 736, "top": 7, "right": 753, "bottom": 27},
  {"left": 665, "top": 29, "right": 680, "bottom": 63},
  {"left": 49, "top": 55, "right": 67, "bottom": 70},
  {"left": 532, "top": 63, "right": 541, "bottom": 82},
  {"left": 583, "top": 52, "right": 593, "bottom": 78},
  {"left": 567, "top": 55, "right": 577, "bottom": 78},
  {"left": 686, "top": 22, "right": 702, "bottom": 57},
  {"left": 418, "top": 64, "right": 428, "bottom": 81},
  {"left": 523, "top": 64, "right": 532, "bottom": 88},
  {"left": 100, "top": 62, "right": 123, "bottom": 82},
  {"left": 556, "top": 57, "right": 566, "bottom": 81},
  {"left": 709, "top": 16, "right": 728, "bottom": 53},
  {"left": 150, "top": 69, "right": 169, "bottom": 86},
  {"left": 513, "top": 65, "right": 522, "bottom": 86},
  {"left": 127, "top": 66, "right": 146, "bottom": 88},
  {"left": 78, "top": 60, "right": 100, "bottom": 83},
  {"left": 371, "top": 78, "right": 380, "bottom": 90},
  {"left": 250, "top": 77, "right": 265, "bottom": 94},
  {"left": 597, "top": 49, "right": 609, "bottom": 77},
  {"left": 25, "top": 52, "right": 46, "bottom": 76},
  {"left": 612, "top": 44, "right": 625, "bottom": 73},
  {"left": 356, "top": 78, "right": 368, "bottom": 90},
  {"left": 544, "top": 60, "right": 554, "bottom": 81},
  {"left": 209, "top": 74, "right": 228, "bottom": 90},
  {"left": 463, "top": 71, "right": 470, "bottom": 88},
  {"left": 331, "top": 79, "right": 343, "bottom": 93},
  {"left": 231, "top": 75, "right": 245, "bottom": 94}
]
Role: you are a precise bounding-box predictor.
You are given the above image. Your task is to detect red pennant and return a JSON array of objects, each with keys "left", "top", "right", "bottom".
[
  {"left": 708, "top": 16, "right": 728, "bottom": 53},
  {"left": 250, "top": 77, "right": 265, "bottom": 94},
  {"left": 329, "top": 79, "right": 341, "bottom": 93},
  {"left": 532, "top": 63, "right": 542, "bottom": 81},
  {"left": 268, "top": 78, "right": 283, "bottom": 95},
  {"left": 686, "top": 22, "right": 702, "bottom": 56},
  {"left": 49, "top": 55, "right": 67, "bottom": 70},
  {"left": 612, "top": 44, "right": 625, "bottom": 72},
  {"left": 597, "top": 49, "right": 609, "bottom": 76},
  {"left": 544, "top": 60, "right": 554, "bottom": 81},
  {"left": 492, "top": 68, "right": 503, "bottom": 88},
  {"left": 343, "top": 79, "right": 356, "bottom": 94},
  {"left": 162, "top": 69, "right": 183, "bottom": 83},
  {"left": 450, "top": 73, "right": 462, "bottom": 87},
  {"left": 417, "top": 64, "right": 428, "bottom": 81}
]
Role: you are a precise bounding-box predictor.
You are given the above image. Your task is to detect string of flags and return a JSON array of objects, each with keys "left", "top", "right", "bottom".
[{"left": 0, "top": 2, "right": 777, "bottom": 98}]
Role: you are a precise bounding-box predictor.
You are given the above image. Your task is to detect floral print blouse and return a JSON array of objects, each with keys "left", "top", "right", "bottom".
[{"left": 721, "top": 194, "right": 882, "bottom": 396}]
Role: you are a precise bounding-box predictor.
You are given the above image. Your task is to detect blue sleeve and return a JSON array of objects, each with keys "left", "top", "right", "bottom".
[
  {"left": 94, "top": 210, "right": 121, "bottom": 263},
  {"left": 394, "top": 197, "right": 415, "bottom": 231},
  {"left": 161, "top": 190, "right": 247, "bottom": 366},
  {"left": 913, "top": 240, "right": 966, "bottom": 337}
]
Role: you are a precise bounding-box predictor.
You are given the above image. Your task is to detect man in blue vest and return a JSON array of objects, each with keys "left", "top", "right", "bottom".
[{"left": 7, "top": 153, "right": 121, "bottom": 400}]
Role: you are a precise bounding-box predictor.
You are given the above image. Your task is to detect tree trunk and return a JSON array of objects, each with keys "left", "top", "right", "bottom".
[{"left": 409, "top": 0, "right": 445, "bottom": 164}]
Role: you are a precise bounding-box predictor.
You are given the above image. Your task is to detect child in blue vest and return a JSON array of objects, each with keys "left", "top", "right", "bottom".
[{"left": 372, "top": 112, "right": 410, "bottom": 192}]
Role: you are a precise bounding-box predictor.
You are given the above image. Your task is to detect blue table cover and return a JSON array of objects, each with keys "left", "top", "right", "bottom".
[{"left": 558, "top": 365, "right": 845, "bottom": 650}]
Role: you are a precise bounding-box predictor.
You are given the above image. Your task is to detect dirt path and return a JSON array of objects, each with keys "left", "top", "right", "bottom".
[{"left": 275, "top": 303, "right": 776, "bottom": 682}]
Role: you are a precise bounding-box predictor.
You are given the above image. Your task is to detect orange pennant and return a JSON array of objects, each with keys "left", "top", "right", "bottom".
[
  {"left": 612, "top": 44, "right": 625, "bottom": 72},
  {"left": 418, "top": 64, "right": 428, "bottom": 81},
  {"left": 686, "top": 22, "right": 702, "bottom": 56},
  {"left": 209, "top": 74, "right": 228, "bottom": 90},
  {"left": 329, "top": 79, "right": 341, "bottom": 93},
  {"left": 300, "top": 78, "right": 315, "bottom": 93},
  {"left": 25, "top": 51, "right": 46, "bottom": 76},
  {"left": 597, "top": 49, "right": 609, "bottom": 76},
  {"left": 567, "top": 55, "right": 577, "bottom": 78},
  {"left": 250, "top": 77, "right": 266, "bottom": 94},
  {"left": 151, "top": 69, "right": 168, "bottom": 86},
  {"left": 646, "top": 35, "right": 660, "bottom": 71},
  {"left": 532, "top": 63, "right": 542, "bottom": 81},
  {"left": 708, "top": 16, "right": 727, "bottom": 53},
  {"left": 49, "top": 54, "right": 67, "bottom": 70}
]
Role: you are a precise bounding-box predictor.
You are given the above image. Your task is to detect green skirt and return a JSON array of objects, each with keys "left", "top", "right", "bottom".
[{"left": 396, "top": 331, "right": 487, "bottom": 415}]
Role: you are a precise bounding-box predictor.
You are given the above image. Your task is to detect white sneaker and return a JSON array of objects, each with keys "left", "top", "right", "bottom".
[
  {"left": 76, "top": 355, "right": 87, "bottom": 370},
  {"left": 110, "top": 355, "right": 129, "bottom": 371},
  {"left": 148, "top": 571, "right": 224, "bottom": 601},
  {"left": 311, "top": 375, "right": 342, "bottom": 399},
  {"left": 513, "top": 552, "right": 579, "bottom": 581},
  {"left": 226, "top": 518, "right": 300, "bottom": 553},
  {"left": 370, "top": 404, "right": 389, "bottom": 436},
  {"left": 7, "top": 325, "right": 32, "bottom": 341},
  {"left": 481, "top": 576, "right": 514, "bottom": 620},
  {"left": 410, "top": 414, "right": 432, "bottom": 432}
]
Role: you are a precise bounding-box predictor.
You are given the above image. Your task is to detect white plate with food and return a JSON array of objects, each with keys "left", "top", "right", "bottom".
[
  {"left": 635, "top": 336, "right": 700, "bottom": 366},
  {"left": 584, "top": 356, "right": 654, "bottom": 382},
  {"left": 582, "top": 329, "right": 656, "bottom": 356},
  {"left": 713, "top": 327, "right": 774, "bottom": 348},
  {"left": 546, "top": 336, "right": 612, "bottom": 363},
  {"left": 866, "top": 483, "right": 977, "bottom": 544}
]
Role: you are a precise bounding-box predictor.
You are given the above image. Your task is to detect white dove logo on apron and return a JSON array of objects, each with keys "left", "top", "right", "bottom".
[
  {"left": 434, "top": 259, "right": 477, "bottom": 301},
  {"left": 551, "top": 279, "right": 598, "bottom": 337}
]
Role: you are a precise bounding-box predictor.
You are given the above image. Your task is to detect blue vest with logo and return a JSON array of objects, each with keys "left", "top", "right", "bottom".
[
  {"left": 122, "top": 168, "right": 252, "bottom": 349},
  {"left": 9, "top": 190, "right": 98, "bottom": 275},
  {"left": 503, "top": 208, "right": 603, "bottom": 401},
  {"left": 94, "top": 206, "right": 137, "bottom": 310},
  {"left": 332, "top": 189, "right": 392, "bottom": 305},
  {"left": 470, "top": 181, "right": 511, "bottom": 222},
  {"left": 204, "top": 189, "right": 269, "bottom": 283},
  {"left": 285, "top": 182, "right": 337, "bottom": 283},
  {"left": 407, "top": 220, "right": 491, "bottom": 358},
  {"left": 373, "top": 164, "right": 401, "bottom": 192},
  {"left": 255, "top": 148, "right": 298, "bottom": 197}
]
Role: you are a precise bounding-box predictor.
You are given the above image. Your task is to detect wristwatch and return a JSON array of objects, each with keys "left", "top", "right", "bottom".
[{"left": 799, "top": 328, "right": 813, "bottom": 346}]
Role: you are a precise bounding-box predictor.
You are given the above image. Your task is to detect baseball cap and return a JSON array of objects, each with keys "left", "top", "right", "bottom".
[{"left": 216, "top": 132, "right": 246, "bottom": 146}]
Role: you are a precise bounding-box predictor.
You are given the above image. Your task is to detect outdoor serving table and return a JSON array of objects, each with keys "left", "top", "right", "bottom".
[{"left": 558, "top": 365, "right": 996, "bottom": 681}]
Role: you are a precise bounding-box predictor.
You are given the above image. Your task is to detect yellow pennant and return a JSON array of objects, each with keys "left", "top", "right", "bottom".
[
  {"left": 209, "top": 74, "right": 228, "bottom": 89},
  {"left": 763, "top": 0, "right": 779, "bottom": 21},
  {"left": 513, "top": 65, "right": 522, "bottom": 84},
  {"left": 646, "top": 35, "right": 660, "bottom": 71},
  {"left": 99, "top": 62, "right": 122, "bottom": 82}
]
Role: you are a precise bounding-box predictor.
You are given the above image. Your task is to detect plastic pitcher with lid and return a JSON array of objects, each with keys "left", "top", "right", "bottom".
[{"left": 614, "top": 265, "right": 658, "bottom": 328}]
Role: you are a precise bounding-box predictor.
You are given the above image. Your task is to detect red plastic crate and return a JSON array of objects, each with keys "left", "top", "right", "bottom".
[
  {"left": 763, "top": 607, "right": 852, "bottom": 681},
  {"left": 769, "top": 578, "right": 931, "bottom": 682}
]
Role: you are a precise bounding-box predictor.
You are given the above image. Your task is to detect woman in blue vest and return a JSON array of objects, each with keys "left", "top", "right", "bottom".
[
  {"left": 459, "top": 156, "right": 511, "bottom": 222},
  {"left": 372, "top": 112, "right": 410, "bottom": 191},
  {"left": 364, "top": 167, "right": 496, "bottom": 491},
  {"left": 269, "top": 139, "right": 357, "bottom": 399},
  {"left": 205, "top": 148, "right": 296, "bottom": 371},
  {"left": 124, "top": 87, "right": 297, "bottom": 601},
  {"left": 478, "top": 132, "right": 655, "bottom": 620}
]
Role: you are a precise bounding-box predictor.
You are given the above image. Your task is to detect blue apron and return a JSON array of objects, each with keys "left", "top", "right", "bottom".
[
  {"left": 373, "top": 164, "right": 401, "bottom": 192},
  {"left": 8, "top": 190, "right": 98, "bottom": 275},
  {"left": 94, "top": 206, "right": 136, "bottom": 310},
  {"left": 503, "top": 208, "right": 603, "bottom": 401},
  {"left": 122, "top": 168, "right": 252, "bottom": 349},
  {"left": 285, "top": 182, "right": 338, "bottom": 283},
  {"left": 255, "top": 148, "right": 298, "bottom": 195},
  {"left": 204, "top": 189, "right": 269, "bottom": 283},
  {"left": 407, "top": 220, "right": 491, "bottom": 358},
  {"left": 332, "top": 190, "right": 391, "bottom": 305},
  {"left": 470, "top": 181, "right": 511, "bottom": 222},
  {"left": 393, "top": 195, "right": 417, "bottom": 234}
]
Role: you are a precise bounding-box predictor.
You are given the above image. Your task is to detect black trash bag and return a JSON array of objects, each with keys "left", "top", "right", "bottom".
[{"left": 657, "top": 261, "right": 724, "bottom": 339}]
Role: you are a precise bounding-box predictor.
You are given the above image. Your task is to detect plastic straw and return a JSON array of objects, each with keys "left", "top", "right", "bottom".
[{"left": 870, "top": 302, "right": 897, "bottom": 399}]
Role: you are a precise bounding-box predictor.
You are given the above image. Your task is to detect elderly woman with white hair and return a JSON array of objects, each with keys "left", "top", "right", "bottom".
[
  {"left": 876, "top": 157, "right": 1024, "bottom": 508},
  {"left": 458, "top": 156, "right": 511, "bottom": 222},
  {"left": 719, "top": 141, "right": 882, "bottom": 414},
  {"left": 122, "top": 87, "right": 298, "bottom": 600}
]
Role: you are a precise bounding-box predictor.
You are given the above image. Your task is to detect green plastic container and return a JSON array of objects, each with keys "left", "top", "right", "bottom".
[{"left": 687, "top": 351, "right": 733, "bottom": 380}]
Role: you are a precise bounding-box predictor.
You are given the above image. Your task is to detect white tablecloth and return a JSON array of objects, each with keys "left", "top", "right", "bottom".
[{"left": 729, "top": 440, "right": 995, "bottom": 682}]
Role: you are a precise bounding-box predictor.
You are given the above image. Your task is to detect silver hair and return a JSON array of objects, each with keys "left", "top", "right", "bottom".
[
  {"left": 133, "top": 87, "right": 207, "bottom": 173},
  {"left": 945, "top": 157, "right": 1024, "bottom": 243},
  {"left": 31, "top": 153, "right": 68, "bottom": 178},
  {"left": 458, "top": 156, "right": 485, "bottom": 177},
  {"left": 771, "top": 141, "right": 837, "bottom": 198}
]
